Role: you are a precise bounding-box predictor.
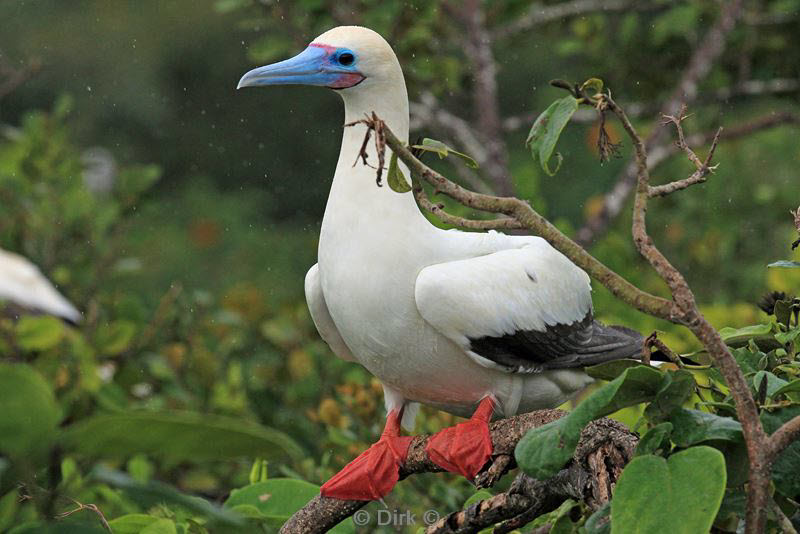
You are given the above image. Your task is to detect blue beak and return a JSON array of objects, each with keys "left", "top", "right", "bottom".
[{"left": 238, "top": 46, "right": 344, "bottom": 89}]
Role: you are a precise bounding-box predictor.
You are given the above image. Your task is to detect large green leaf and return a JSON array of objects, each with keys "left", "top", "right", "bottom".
[
  {"left": 611, "top": 447, "right": 726, "bottom": 534},
  {"left": 225, "top": 479, "right": 354, "bottom": 533},
  {"left": 526, "top": 96, "right": 579, "bottom": 176},
  {"left": 669, "top": 409, "right": 742, "bottom": 447},
  {"left": 584, "top": 359, "right": 642, "bottom": 381},
  {"left": 634, "top": 423, "right": 673, "bottom": 457},
  {"left": 516, "top": 365, "right": 662, "bottom": 478},
  {"left": 0, "top": 364, "right": 60, "bottom": 458},
  {"left": 61, "top": 411, "right": 302, "bottom": 462}
]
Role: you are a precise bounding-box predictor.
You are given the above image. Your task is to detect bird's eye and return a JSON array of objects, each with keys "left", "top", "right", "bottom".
[{"left": 338, "top": 52, "right": 355, "bottom": 66}]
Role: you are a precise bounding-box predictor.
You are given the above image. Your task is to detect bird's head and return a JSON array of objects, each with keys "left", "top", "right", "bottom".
[{"left": 237, "top": 26, "right": 401, "bottom": 93}]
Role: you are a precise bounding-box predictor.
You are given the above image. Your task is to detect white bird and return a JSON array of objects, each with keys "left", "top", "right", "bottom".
[
  {"left": 238, "top": 26, "right": 643, "bottom": 501},
  {"left": 0, "top": 248, "right": 81, "bottom": 323}
]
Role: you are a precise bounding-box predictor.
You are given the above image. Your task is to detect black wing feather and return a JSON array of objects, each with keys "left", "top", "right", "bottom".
[{"left": 467, "top": 311, "right": 643, "bottom": 373}]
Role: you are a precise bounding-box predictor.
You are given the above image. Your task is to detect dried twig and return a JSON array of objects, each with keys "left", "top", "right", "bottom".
[
  {"left": 56, "top": 498, "right": 112, "bottom": 532},
  {"left": 648, "top": 110, "right": 722, "bottom": 198}
]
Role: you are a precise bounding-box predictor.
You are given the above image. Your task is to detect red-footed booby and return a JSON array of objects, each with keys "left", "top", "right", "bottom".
[
  {"left": 238, "top": 26, "right": 643, "bottom": 501},
  {"left": 0, "top": 248, "right": 81, "bottom": 323}
]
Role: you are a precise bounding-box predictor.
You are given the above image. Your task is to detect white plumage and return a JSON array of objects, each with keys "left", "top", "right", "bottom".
[
  {"left": 240, "top": 26, "right": 641, "bottom": 427},
  {"left": 0, "top": 248, "right": 81, "bottom": 323}
]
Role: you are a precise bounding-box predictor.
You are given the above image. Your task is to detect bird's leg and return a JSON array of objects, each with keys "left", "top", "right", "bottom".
[
  {"left": 426, "top": 396, "right": 495, "bottom": 481},
  {"left": 320, "top": 409, "right": 412, "bottom": 501}
]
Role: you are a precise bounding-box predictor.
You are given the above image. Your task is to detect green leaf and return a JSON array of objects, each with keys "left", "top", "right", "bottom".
[
  {"left": 752, "top": 371, "right": 788, "bottom": 398},
  {"left": 0, "top": 364, "right": 60, "bottom": 458},
  {"left": 643, "top": 370, "right": 695, "bottom": 421},
  {"left": 584, "top": 502, "right": 610, "bottom": 534},
  {"left": 775, "top": 327, "right": 800, "bottom": 345},
  {"left": 225, "top": 479, "right": 355, "bottom": 533},
  {"left": 387, "top": 152, "right": 411, "bottom": 193},
  {"left": 93, "top": 466, "right": 243, "bottom": 526},
  {"left": 94, "top": 320, "right": 137, "bottom": 355},
  {"left": 634, "top": 423, "right": 673, "bottom": 456},
  {"left": 761, "top": 406, "right": 800, "bottom": 497},
  {"left": 410, "top": 138, "right": 479, "bottom": 168},
  {"left": 108, "top": 515, "right": 174, "bottom": 534},
  {"left": 611, "top": 447, "right": 726, "bottom": 534},
  {"left": 584, "top": 359, "right": 642, "bottom": 381},
  {"left": 768, "top": 260, "right": 800, "bottom": 268},
  {"left": 580, "top": 77, "right": 604, "bottom": 96},
  {"left": 516, "top": 365, "right": 662, "bottom": 478},
  {"left": 772, "top": 378, "right": 800, "bottom": 398},
  {"left": 669, "top": 409, "right": 742, "bottom": 447},
  {"left": 719, "top": 324, "right": 774, "bottom": 345},
  {"left": 526, "top": 96, "right": 579, "bottom": 176},
  {"left": 61, "top": 411, "right": 302, "bottom": 462},
  {"left": 15, "top": 316, "right": 65, "bottom": 351}
]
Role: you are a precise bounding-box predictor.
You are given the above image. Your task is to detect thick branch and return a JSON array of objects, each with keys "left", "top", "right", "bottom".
[
  {"left": 425, "top": 418, "right": 636, "bottom": 534},
  {"left": 280, "top": 410, "right": 564, "bottom": 534}
]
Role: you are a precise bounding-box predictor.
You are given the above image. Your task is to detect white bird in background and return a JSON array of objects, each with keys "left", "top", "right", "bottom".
[
  {"left": 238, "top": 26, "right": 643, "bottom": 501},
  {"left": 0, "top": 248, "right": 81, "bottom": 323}
]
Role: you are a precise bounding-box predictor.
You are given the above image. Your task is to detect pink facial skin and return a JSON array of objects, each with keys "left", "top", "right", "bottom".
[{"left": 309, "top": 43, "right": 366, "bottom": 89}]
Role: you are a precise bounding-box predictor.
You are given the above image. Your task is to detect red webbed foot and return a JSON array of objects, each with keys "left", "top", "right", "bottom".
[
  {"left": 425, "top": 396, "right": 495, "bottom": 480},
  {"left": 320, "top": 410, "right": 412, "bottom": 501}
]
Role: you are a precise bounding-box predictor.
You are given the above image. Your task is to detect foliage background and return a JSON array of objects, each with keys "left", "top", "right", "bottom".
[{"left": 0, "top": 0, "right": 799, "bottom": 532}]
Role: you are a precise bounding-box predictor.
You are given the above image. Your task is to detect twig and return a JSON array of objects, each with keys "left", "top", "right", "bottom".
[
  {"left": 56, "top": 498, "right": 112, "bottom": 532},
  {"left": 601, "top": 94, "right": 769, "bottom": 534},
  {"left": 576, "top": 0, "right": 745, "bottom": 246},
  {"left": 791, "top": 206, "right": 800, "bottom": 250},
  {"left": 413, "top": 184, "right": 524, "bottom": 230},
  {"left": 770, "top": 496, "right": 798, "bottom": 534},
  {"left": 358, "top": 118, "right": 677, "bottom": 321},
  {"left": 648, "top": 111, "right": 722, "bottom": 198}
]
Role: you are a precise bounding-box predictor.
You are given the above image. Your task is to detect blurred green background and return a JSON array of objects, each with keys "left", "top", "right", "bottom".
[{"left": 0, "top": 0, "right": 799, "bottom": 532}]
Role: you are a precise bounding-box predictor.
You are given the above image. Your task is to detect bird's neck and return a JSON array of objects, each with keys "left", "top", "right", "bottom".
[{"left": 324, "top": 80, "right": 430, "bottom": 237}]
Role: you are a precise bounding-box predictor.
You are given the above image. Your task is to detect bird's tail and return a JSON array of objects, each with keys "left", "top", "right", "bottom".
[{"left": 540, "top": 321, "right": 645, "bottom": 370}]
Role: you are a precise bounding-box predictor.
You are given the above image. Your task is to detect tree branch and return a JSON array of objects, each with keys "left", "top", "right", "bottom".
[
  {"left": 370, "top": 120, "right": 676, "bottom": 321},
  {"left": 648, "top": 112, "right": 722, "bottom": 198},
  {"left": 600, "top": 94, "right": 769, "bottom": 534},
  {"left": 444, "top": 0, "right": 514, "bottom": 196},
  {"left": 575, "top": 0, "right": 745, "bottom": 246},
  {"left": 282, "top": 410, "right": 637, "bottom": 534},
  {"left": 492, "top": 0, "right": 666, "bottom": 40}
]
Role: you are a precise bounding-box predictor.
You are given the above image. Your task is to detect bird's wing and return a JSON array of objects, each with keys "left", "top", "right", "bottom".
[
  {"left": 305, "top": 264, "right": 356, "bottom": 362},
  {"left": 0, "top": 249, "right": 81, "bottom": 323},
  {"left": 415, "top": 240, "right": 641, "bottom": 373}
]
